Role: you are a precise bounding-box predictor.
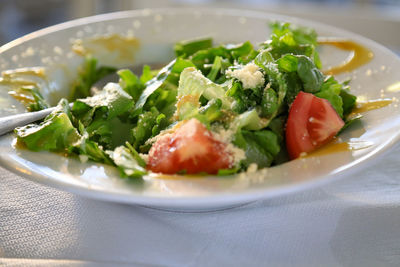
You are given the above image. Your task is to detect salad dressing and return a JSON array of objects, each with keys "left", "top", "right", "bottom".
[
  {"left": 386, "top": 81, "right": 400, "bottom": 93},
  {"left": 2, "top": 67, "right": 47, "bottom": 79},
  {"left": 351, "top": 99, "right": 392, "bottom": 115},
  {"left": 14, "top": 137, "right": 70, "bottom": 157},
  {"left": 175, "top": 94, "right": 200, "bottom": 119},
  {"left": 176, "top": 95, "right": 200, "bottom": 110},
  {"left": 8, "top": 90, "right": 35, "bottom": 105},
  {"left": 150, "top": 173, "right": 204, "bottom": 180},
  {"left": 319, "top": 39, "right": 374, "bottom": 75},
  {"left": 72, "top": 34, "right": 140, "bottom": 61},
  {"left": 0, "top": 67, "right": 49, "bottom": 107},
  {"left": 303, "top": 140, "right": 350, "bottom": 157},
  {"left": 304, "top": 98, "right": 392, "bottom": 157},
  {"left": 304, "top": 139, "right": 375, "bottom": 157},
  {"left": 12, "top": 137, "right": 26, "bottom": 149}
]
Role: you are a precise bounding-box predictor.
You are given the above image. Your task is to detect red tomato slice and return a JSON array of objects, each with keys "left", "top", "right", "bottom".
[
  {"left": 147, "top": 118, "right": 233, "bottom": 174},
  {"left": 286, "top": 91, "right": 345, "bottom": 159}
]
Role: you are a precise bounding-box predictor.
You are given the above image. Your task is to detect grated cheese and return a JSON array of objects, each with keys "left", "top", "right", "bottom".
[
  {"left": 226, "top": 63, "right": 265, "bottom": 89},
  {"left": 246, "top": 163, "right": 258, "bottom": 173},
  {"left": 212, "top": 127, "right": 245, "bottom": 166}
]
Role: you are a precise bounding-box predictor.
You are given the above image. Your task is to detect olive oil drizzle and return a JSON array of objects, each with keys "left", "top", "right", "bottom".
[
  {"left": 304, "top": 98, "right": 392, "bottom": 157},
  {"left": 303, "top": 140, "right": 349, "bottom": 158},
  {"left": 351, "top": 99, "right": 392, "bottom": 115},
  {"left": 318, "top": 39, "right": 374, "bottom": 75},
  {"left": 72, "top": 34, "right": 140, "bottom": 61},
  {"left": 304, "top": 139, "right": 376, "bottom": 158}
]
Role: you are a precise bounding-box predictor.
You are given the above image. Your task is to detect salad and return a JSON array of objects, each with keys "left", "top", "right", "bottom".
[{"left": 14, "top": 22, "right": 357, "bottom": 178}]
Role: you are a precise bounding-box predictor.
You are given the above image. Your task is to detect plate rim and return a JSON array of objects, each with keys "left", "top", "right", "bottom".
[{"left": 1, "top": 7, "right": 400, "bottom": 209}]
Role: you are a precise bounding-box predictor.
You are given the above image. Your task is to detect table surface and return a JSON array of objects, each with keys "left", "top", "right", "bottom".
[{"left": 1, "top": 7, "right": 400, "bottom": 267}]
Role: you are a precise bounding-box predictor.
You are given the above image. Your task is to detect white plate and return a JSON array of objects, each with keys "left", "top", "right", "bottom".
[{"left": 0, "top": 8, "right": 400, "bottom": 210}]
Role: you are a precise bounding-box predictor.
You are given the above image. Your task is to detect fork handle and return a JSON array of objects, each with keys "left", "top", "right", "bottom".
[{"left": 0, "top": 107, "right": 56, "bottom": 136}]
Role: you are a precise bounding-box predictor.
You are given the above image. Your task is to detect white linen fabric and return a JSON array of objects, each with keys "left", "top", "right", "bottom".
[{"left": 1, "top": 142, "right": 400, "bottom": 267}]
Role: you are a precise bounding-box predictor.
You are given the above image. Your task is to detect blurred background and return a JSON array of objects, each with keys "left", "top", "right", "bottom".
[{"left": 0, "top": 0, "right": 399, "bottom": 54}]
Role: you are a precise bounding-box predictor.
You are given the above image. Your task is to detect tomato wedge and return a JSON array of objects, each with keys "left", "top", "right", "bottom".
[
  {"left": 147, "top": 118, "right": 233, "bottom": 174},
  {"left": 286, "top": 91, "right": 345, "bottom": 159}
]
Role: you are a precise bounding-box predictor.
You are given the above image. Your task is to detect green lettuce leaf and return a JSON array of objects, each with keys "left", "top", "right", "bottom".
[
  {"left": 71, "top": 83, "right": 135, "bottom": 149},
  {"left": 134, "top": 59, "right": 177, "bottom": 112},
  {"left": 174, "top": 38, "right": 213, "bottom": 57},
  {"left": 107, "top": 146, "right": 147, "bottom": 178},
  {"left": 255, "top": 51, "right": 288, "bottom": 120},
  {"left": 117, "top": 69, "right": 145, "bottom": 102},
  {"left": 196, "top": 98, "right": 223, "bottom": 126},
  {"left": 234, "top": 109, "right": 269, "bottom": 131},
  {"left": 340, "top": 85, "right": 357, "bottom": 117},
  {"left": 185, "top": 41, "right": 257, "bottom": 77},
  {"left": 19, "top": 85, "right": 50, "bottom": 112},
  {"left": 233, "top": 129, "right": 280, "bottom": 169},
  {"left": 73, "top": 82, "right": 134, "bottom": 120},
  {"left": 296, "top": 56, "right": 324, "bottom": 93},
  {"left": 277, "top": 54, "right": 324, "bottom": 93},
  {"left": 70, "top": 57, "right": 117, "bottom": 100},
  {"left": 176, "top": 67, "right": 232, "bottom": 121},
  {"left": 206, "top": 56, "right": 222, "bottom": 82},
  {"left": 75, "top": 121, "right": 112, "bottom": 164},
  {"left": 15, "top": 99, "right": 81, "bottom": 152},
  {"left": 131, "top": 107, "right": 166, "bottom": 150},
  {"left": 265, "top": 22, "right": 321, "bottom": 68},
  {"left": 140, "top": 65, "right": 154, "bottom": 84}
]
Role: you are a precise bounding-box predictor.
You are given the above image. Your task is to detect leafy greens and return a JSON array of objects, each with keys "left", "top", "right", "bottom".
[{"left": 14, "top": 21, "right": 357, "bottom": 177}]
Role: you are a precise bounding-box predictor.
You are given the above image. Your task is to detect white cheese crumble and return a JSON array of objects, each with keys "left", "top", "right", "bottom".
[
  {"left": 238, "top": 164, "right": 264, "bottom": 183},
  {"left": 80, "top": 82, "right": 131, "bottom": 108},
  {"left": 225, "top": 143, "right": 246, "bottom": 167},
  {"left": 212, "top": 127, "right": 245, "bottom": 166},
  {"left": 226, "top": 63, "right": 265, "bottom": 89},
  {"left": 246, "top": 163, "right": 258, "bottom": 173}
]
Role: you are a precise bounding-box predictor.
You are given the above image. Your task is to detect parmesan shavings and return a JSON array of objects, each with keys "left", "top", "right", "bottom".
[
  {"left": 212, "top": 127, "right": 245, "bottom": 166},
  {"left": 226, "top": 63, "right": 265, "bottom": 89}
]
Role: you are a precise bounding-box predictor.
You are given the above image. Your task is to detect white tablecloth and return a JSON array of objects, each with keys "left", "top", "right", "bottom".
[{"left": 1, "top": 138, "right": 400, "bottom": 266}]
